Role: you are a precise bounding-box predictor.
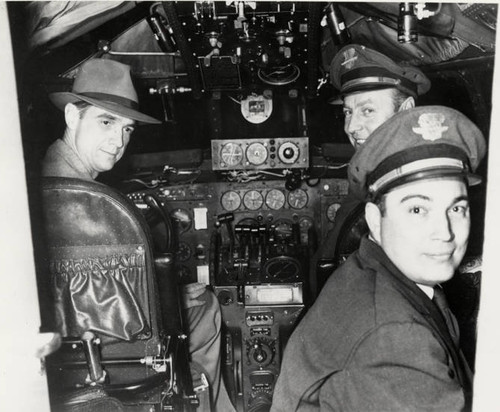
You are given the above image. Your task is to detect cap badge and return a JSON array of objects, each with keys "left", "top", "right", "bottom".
[
  {"left": 341, "top": 48, "right": 358, "bottom": 70},
  {"left": 412, "top": 113, "right": 449, "bottom": 141}
]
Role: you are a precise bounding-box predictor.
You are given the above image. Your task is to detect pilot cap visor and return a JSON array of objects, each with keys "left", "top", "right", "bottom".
[
  {"left": 330, "top": 44, "right": 431, "bottom": 98},
  {"left": 348, "top": 105, "right": 487, "bottom": 200}
]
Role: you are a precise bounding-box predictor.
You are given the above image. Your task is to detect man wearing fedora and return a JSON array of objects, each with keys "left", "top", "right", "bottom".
[
  {"left": 42, "top": 59, "right": 160, "bottom": 178},
  {"left": 271, "top": 105, "right": 485, "bottom": 411},
  {"left": 42, "top": 58, "right": 235, "bottom": 412},
  {"left": 312, "top": 44, "right": 431, "bottom": 291}
]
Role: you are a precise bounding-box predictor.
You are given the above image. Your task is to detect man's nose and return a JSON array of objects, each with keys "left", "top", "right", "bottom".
[
  {"left": 432, "top": 213, "right": 454, "bottom": 241},
  {"left": 345, "top": 113, "right": 362, "bottom": 134},
  {"left": 110, "top": 128, "right": 125, "bottom": 148}
]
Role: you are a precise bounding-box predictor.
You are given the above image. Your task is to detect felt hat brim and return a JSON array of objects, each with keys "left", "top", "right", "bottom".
[{"left": 50, "top": 92, "right": 162, "bottom": 125}]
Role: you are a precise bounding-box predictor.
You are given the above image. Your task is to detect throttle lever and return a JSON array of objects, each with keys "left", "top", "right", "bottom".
[{"left": 217, "top": 213, "right": 235, "bottom": 251}]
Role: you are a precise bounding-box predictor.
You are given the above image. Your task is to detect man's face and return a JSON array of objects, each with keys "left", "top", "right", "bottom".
[
  {"left": 343, "top": 89, "right": 398, "bottom": 149},
  {"left": 73, "top": 105, "right": 136, "bottom": 175},
  {"left": 372, "top": 178, "right": 470, "bottom": 286}
]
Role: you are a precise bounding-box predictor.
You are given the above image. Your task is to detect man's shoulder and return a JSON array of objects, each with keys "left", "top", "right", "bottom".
[
  {"left": 42, "top": 139, "right": 93, "bottom": 180},
  {"left": 319, "top": 251, "right": 420, "bottom": 325}
]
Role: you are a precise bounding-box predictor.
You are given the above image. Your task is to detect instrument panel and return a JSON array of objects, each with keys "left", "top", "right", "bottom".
[
  {"left": 126, "top": 177, "right": 348, "bottom": 285},
  {"left": 211, "top": 137, "right": 309, "bottom": 170},
  {"left": 126, "top": 175, "right": 347, "bottom": 410}
]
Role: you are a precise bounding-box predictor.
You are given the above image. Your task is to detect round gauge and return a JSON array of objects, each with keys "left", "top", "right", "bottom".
[
  {"left": 278, "top": 141, "right": 299, "bottom": 164},
  {"left": 243, "top": 190, "right": 264, "bottom": 210},
  {"left": 221, "top": 190, "right": 241, "bottom": 211},
  {"left": 327, "top": 203, "right": 342, "bottom": 222},
  {"left": 265, "top": 189, "right": 286, "bottom": 210},
  {"left": 170, "top": 208, "right": 192, "bottom": 233},
  {"left": 220, "top": 142, "right": 243, "bottom": 167},
  {"left": 176, "top": 241, "right": 192, "bottom": 262},
  {"left": 246, "top": 142, "right": 268, "bottom": 165},
  {"left": 288, "top": 188, "right": 308, "bottom": 209},
  {"left": 263, "top": 256, "right": 301, "bottom": 281}
]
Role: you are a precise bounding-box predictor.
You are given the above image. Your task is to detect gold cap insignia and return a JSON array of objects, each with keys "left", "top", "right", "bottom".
[
  {"left": 412, "top": 113, "right": 449, "bottom": 141},
  {"left": 341, "top": 48, "right": 358, "bottom": 70}
]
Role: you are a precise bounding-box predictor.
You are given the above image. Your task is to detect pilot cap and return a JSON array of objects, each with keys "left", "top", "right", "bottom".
[
  {"left": 330, "top": 44, "right": 431, "bottom": 98},
  {"left": 348, "top": 105, "right": 486, "bottom": 200}
]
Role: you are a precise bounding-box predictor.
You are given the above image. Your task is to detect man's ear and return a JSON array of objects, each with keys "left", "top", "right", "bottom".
[
  {"left": 365, "top": 202, "right": 382, "bottom": 244},
  {"left": 398, "top": 96, "right": 415, "bottom": 112},
  {"left": 64, "top": 103, "right": 80, "bottom": 130}
]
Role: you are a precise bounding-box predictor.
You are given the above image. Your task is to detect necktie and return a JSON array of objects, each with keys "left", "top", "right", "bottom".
[{"left": 433, "top": 285, "right": 460, "bottom": 347}]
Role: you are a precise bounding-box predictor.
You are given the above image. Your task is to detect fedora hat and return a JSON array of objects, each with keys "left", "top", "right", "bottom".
[{"left": 50, "top": 59, "right": 161, "bottom": 124}]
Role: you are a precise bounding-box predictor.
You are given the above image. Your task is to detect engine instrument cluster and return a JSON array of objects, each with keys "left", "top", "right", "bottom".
[
  {"left": 212, "top": 137, "right": 309, "bottom": 170},
  {"left": 221, "top": 187, "right": 308, "bottom": 212}
]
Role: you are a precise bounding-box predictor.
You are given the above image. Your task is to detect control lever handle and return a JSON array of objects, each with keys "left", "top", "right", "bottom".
[
  {"left": 217, "top": 213, "right": 235, "bottom": 251},
  {"left": 81, "top": 331, "right": 106, "bottom": 384},
  {"left": 144, "top": 194, "right": 175, "bottom": 253}
]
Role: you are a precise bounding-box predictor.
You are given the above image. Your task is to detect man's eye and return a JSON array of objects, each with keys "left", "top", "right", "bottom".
[
  {"left": 124, "top": 126, "right": 135, "bottom": 134},
  {"left": 409, "top": 206, "right": 425, "bottom": 215},
  {"left": 101, "top": 119, "right": 111, "bottom": 126},
  {"left": 450, "top": 205, "right": 468, "bottom": 215},
  {"left": 362, "top": 108, "right": 374, "bottom": 116},
  {"left": 343, "top": 109, "right": 352, "bottom": 117}
]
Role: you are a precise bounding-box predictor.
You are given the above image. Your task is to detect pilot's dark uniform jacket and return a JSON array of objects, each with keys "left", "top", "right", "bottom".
[
  {"left": 271, "top": 106, "right": 486, "bottom": 411},
  {"left": 313, "top": 45, "right": 431, "bottom": 274}
]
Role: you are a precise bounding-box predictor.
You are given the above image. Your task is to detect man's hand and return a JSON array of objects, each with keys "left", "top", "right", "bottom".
[{"left": 182, "top": 282, "right": 207, "bottom": 309}]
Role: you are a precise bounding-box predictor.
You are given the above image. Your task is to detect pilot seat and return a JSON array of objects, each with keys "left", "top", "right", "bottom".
[{"left": 39, "top": 177, "right": 199, "bottom": 411}]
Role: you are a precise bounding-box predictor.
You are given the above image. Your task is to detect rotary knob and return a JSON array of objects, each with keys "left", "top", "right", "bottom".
[
  {"left": 278, "top": 141, "right": 299, "bottom": 164},
  {"left": 247, "top": 338, "right": 275, "bottom": 367}
]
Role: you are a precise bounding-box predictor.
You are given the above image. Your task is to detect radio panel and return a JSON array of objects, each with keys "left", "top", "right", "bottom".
[
  {"left": 211, "top": 137, "right": 309, "bottom": 170},
  {"left": 214, "top": 285, "right": 304, "bottom": 411}
]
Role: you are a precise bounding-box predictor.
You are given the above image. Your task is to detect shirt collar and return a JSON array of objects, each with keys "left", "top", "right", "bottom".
[{"left": 417, "top": 284, "right": 434, "bottom": 300}]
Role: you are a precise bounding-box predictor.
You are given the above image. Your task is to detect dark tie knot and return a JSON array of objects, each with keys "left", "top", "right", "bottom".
[{"left": 432, "top": 285, "right": 450, "bottom": 312}]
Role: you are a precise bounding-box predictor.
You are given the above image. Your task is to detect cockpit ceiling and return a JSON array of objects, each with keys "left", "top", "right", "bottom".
[{"left": 24, "top": 1, "right": 497, "bottom": 81}]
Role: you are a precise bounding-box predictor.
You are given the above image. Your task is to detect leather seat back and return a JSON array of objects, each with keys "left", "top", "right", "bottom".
[{"left": 41, "top": 177, "right": 165, "bottom": 390}]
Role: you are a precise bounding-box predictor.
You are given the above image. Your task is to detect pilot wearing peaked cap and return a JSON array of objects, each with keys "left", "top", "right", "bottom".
[
  {"left": 272, "top": 105, "right": 484, "bottom": 412},
  {"left": 348, "top": 105, "right": 487, "bottom": 200},
  {"left": 330, "top": 44, "right": 431, "bottom": 98}
]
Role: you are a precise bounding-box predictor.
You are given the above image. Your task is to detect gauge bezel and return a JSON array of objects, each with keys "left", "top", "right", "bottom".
[
  {"left": 220, "top": 142, "right": 244, "bottom": 167},
  {"left": 265, "top": 189, "right": 286, "bottom": 210},
  {"left": 263, "top": 256, "right": 301, "bottom": 281},
  {"left": 326, "top": 203, "right": 342, "bottom": 222},
  {"left": 243, "top": 190, "right": 264, "bottom": 210},
  {"left": 278, "top": 141, "right": 300, "bottom": 164},
  {"left": 246, "top": 142, "right": 268, "bottom": 165},
  {"left": 287, "top": 188, "right": 308, "bottom": 209},
  {"left": 221, "top": 190, "right": 242, "bottom": 211}
]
